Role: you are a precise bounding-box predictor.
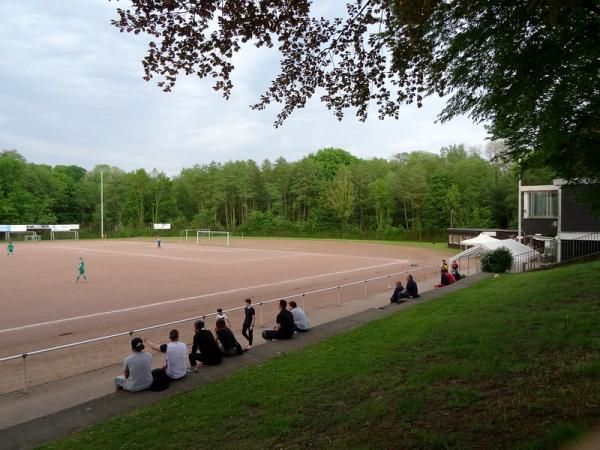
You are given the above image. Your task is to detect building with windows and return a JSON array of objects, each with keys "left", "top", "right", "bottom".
[{"left": 519, "top": 180, "right": 600, "bottom": 262}]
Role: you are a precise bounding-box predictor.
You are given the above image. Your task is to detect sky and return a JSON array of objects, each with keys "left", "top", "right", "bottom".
[{"left": 0, "top": 1, "right": 489, "bottom": 175}]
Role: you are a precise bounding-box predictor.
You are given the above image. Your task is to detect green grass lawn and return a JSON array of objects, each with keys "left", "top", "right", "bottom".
[{"left": 45, "top": 261, "right": 600, "bottom": 449}]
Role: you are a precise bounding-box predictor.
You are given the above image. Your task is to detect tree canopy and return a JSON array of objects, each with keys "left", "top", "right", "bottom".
[
  {"left": 111, "top": 1, "right": 600, "bottom": 181},
  {"left": 1, "top": 145, "right": 527, "bottom": 239}
]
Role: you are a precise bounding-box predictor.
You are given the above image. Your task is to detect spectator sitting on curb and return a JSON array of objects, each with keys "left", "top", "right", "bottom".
[
  {"left": 144, "top": 329, "right": 187, "bottom": 384},
  {"left": 188, "top": 320, "right": 222, "bottom": 372},
  {"left": 115, "top": 337, "right": 153, "bottom": 392},
  {"left": 405, "top": 274, "right": 420, "bottom": 298},
  {"left": 262, "top": 299, "right": 295, "bottom": 341},
  {"left": 390, "top": 280, "right": 407, "bottom": 304},
  {"left": 289, "top": 301, "right": 310, "bottom": 332},
  {"left": 215, "top": 318, "right": 244, "bottom": 356}
]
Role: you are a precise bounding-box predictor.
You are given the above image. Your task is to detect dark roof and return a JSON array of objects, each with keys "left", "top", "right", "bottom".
[{"left": 447, "top": 228, "right": 518, "bottom": 233}]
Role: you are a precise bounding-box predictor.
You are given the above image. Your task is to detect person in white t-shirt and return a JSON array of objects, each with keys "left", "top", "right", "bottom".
[
  {"left": 115, "top": 337, "right": 153, "bottom": 392},
  {"left": 215, "top": 308, "right": 232, "bottom": 328},
  {"left": 144, "top": 329, "right": 187, "bottom": 382}
]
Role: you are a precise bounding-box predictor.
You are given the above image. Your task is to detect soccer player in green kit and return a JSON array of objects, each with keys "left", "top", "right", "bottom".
[
  {"left": 75, "top": 256, "right": 88, "bottom": 283},
  {"left": 7, "top": 241, "right": 14, "bottom": 256}
]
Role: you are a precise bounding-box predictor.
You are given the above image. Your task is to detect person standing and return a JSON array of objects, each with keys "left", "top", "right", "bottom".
[
  {"left": 156, "top": 236, "right": 161, "bottom": 248},
  {"left": 262, "top": 299, "right": 295, "bottom": 341},
  {"left": 289, "top": 301, "right": 310, "bottom": 332},
  {"left": 7, "top": 241, "right": 14, "bottom": 257},
  {"left": 114, "top": 337, "right": 153, "bottom": 392},
  {"left": 74, "top": 256, "right": 88, "bottom": 283},
  {"left": 216, "top": 308, "right": 233, "bottom": 328},
  {"left": 144, "top": 329, "right": 187, "bottom": 381},
  {"left": 241, "top": 298, "right": 255, "bottom": 350}
]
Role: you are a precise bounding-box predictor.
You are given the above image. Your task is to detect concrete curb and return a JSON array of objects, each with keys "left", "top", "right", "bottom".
[{"left": 0, "top": 272, "right": 490, "bottom": 450}]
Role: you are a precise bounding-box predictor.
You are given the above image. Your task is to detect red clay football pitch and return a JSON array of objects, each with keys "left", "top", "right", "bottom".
[{"left": 0, "top": 237, "right": 451, "bottom": 394}]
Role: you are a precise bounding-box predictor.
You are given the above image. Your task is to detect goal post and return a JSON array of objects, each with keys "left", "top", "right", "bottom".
[
  {"left": 182, "top": 228, "right": 210, "bottom": 242},
  {"left": 196, "top": 230, "right": 231, "bottom": 247}
]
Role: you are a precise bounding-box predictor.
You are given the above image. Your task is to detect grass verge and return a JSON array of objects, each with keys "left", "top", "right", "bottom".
[{"left": 45, "top": 261, "right": 600, "bottom": 449}]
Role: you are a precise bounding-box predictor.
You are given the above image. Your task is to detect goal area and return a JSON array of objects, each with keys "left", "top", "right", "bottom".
[{"left": 196, "top": 230, "right": 231, "bottom": 247}]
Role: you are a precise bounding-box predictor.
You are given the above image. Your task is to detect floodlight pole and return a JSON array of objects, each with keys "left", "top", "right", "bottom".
[
  {"left": 517, "top": 164, "right": 522, "bottom": 242},
  {"left": 100, "top": 171, "right": 104, "bottom": 239}
]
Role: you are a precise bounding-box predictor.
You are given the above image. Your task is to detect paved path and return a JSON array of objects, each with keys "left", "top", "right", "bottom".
[{"left": 0, "top": 273, "right": 489, "bottom": 450}]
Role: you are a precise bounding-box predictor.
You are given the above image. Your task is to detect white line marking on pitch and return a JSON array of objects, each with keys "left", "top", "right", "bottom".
[
  {"left": 0, "top": 260, "right": 406, "bottom": 333},
  {"left": 39, "top": 240, "right": 401, "bottom": 263},
  {"left": 34, "top": 245, "right": 313, "bottom": 265}
]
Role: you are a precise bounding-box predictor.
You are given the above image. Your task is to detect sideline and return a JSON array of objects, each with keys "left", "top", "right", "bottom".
[{"left": 0, "top": 273, "right": 489, "bottom": 450}]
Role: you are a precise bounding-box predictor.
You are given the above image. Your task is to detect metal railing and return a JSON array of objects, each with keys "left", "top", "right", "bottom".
[
  {"left": 561, "top": 231, "right": 600, "bottom": 261},
  {"left": 0, "top": 255, "right": 480, "bottom": 394}
]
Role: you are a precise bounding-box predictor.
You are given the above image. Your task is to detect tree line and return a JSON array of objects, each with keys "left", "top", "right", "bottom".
[{"left": 0, "top": 145, "right": 554, "bottom": 240}]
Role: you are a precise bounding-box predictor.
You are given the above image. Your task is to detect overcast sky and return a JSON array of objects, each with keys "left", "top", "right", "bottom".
[{"left": 0, "top": 1, "right": 489, "bottom": 175}]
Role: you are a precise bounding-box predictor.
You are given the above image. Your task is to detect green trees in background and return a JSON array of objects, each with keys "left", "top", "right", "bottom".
[{"left": 0, "top": 144, "right": 536, "bottom": 239}]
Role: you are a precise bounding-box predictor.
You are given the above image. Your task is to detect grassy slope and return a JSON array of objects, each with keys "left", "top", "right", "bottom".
[{"left": 46, "top": 261, "right": 600, "bottom": 450}]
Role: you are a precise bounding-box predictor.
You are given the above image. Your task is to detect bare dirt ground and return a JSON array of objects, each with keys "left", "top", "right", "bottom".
[{"left": 0, "top": 237, "right": 453, "bottom": 395}]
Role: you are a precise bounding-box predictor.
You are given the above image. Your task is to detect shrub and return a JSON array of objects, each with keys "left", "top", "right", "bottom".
[{"left": 481, "top": 247, "right": 513, "bottom": 273}]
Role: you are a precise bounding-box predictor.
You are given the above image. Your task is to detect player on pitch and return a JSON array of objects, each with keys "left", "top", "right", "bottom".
[
  {"left": 156, "top": 236, "right": 161, "bottom": 248},
  {"left": 7, "top": 241, "right": 14, "bottom": 257},
  {"left": 75, "top": 256, "right": 88, "bottom": 283}
]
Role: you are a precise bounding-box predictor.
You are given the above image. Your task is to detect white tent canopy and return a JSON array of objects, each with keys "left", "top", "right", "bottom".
[
  {"left": 460, "top": 233, "right": 499, "bottom": 246},
  {"left": 451, "top": 238, "right": 539, "bottom": 262}
]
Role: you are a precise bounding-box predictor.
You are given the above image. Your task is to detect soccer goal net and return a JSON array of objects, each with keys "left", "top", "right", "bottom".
[
  {"left": 182, "top": 228, "right": 210, "bottom": 242},
  {"left": 196, "top": 230, "right": 231, "bottom": 247}
]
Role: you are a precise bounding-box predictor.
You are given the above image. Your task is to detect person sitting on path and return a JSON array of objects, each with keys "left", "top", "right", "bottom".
[
  {"left": 389, "top": 280, "right": 407, "bottom": 304},
  {"left": 289, "top": 301, "right": 310, "bottom": 332},
  {"left": 451, "top": 260, "right": 462, "bottom": 280},
  {"left": 215, "top": 319, "right": 244, "bottom": 356},
  {"left": 144, "top": 329, "right": 187, "bottom": 382},
  {"left": 446, "top": 269, "right": 457, "bottom": 284},
  {"left": 115, "top": 337, "right": 153, "bottom": 392},
  {"left": 262, "top": 299, "right": 295, "bottom": 341},
  {"left": 405, "top": 274, "right": 420, "bottom": 298},
  {"left": 188, "top": 320, "right": 222, "bottom": 372},
  {"left": 241, "top": 298, "right": 255, "bottom": 350}
]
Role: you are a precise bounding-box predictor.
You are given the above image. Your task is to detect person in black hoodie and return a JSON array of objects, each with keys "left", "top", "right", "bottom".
[
  {"left": 405, "top": 274, "right": 420, "bottom": 298},
  {"left": 389, "top": 280, "right": 407, "bottom": 304},
  {"left": 188, "top": 319, "right": 222, "bottom": 372},
  {"left": 215, "top": 318, "right": 244, "bottom": 356},
  {"left": 262, "top": 299, "right": 295, "bottom": 341}
]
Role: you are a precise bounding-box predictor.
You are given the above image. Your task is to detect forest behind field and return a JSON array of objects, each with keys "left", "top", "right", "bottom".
[{"left": 0, "top": 144, "right": 553, "bottom": 240}]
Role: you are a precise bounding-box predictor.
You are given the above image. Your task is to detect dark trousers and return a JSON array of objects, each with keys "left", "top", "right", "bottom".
[
  {"left": 262, "top": 330, "right": 293, "bottom": 341},
  {"left": 242, "top": 324, "right": 253, "bottom": 346},
  {"left": 189, "top": 352, "right": 222, "bottom": 367}
]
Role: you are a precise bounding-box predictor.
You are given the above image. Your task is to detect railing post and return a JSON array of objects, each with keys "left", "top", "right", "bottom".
[
  {"left": 364, "top": 280, "right": 367, "bottom": 298},
  {"left": 22, "top": 354, "right": 28, "bottom": 393},
  {"left": 422, "top": 267, "right": 425, "bottom": 284},
  {"left": 259, "top": 303, "right": 264, "bottom": 326},
  {"left": 387, "top": 275, "right": 390, "bottom": 291},
  {"left": 337, "top": 286, "right": 341, "bottom": 306},
  {"left": 302, "top": 293, "right": 306, "bottom": 310}
]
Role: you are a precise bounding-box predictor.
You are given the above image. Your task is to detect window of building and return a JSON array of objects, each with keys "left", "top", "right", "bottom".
[{"left": 524, "top": 191, "right": 558, "bottom": 218}]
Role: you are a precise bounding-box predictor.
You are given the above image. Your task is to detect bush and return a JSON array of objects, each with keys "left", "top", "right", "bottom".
[{"left": 481, "top": 247, "right": 513, "bottom": 273}]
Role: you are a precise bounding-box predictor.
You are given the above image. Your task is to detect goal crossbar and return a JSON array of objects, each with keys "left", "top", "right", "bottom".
[{"left": 196, "top": 230, "right": 230, "bottom": 247}]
